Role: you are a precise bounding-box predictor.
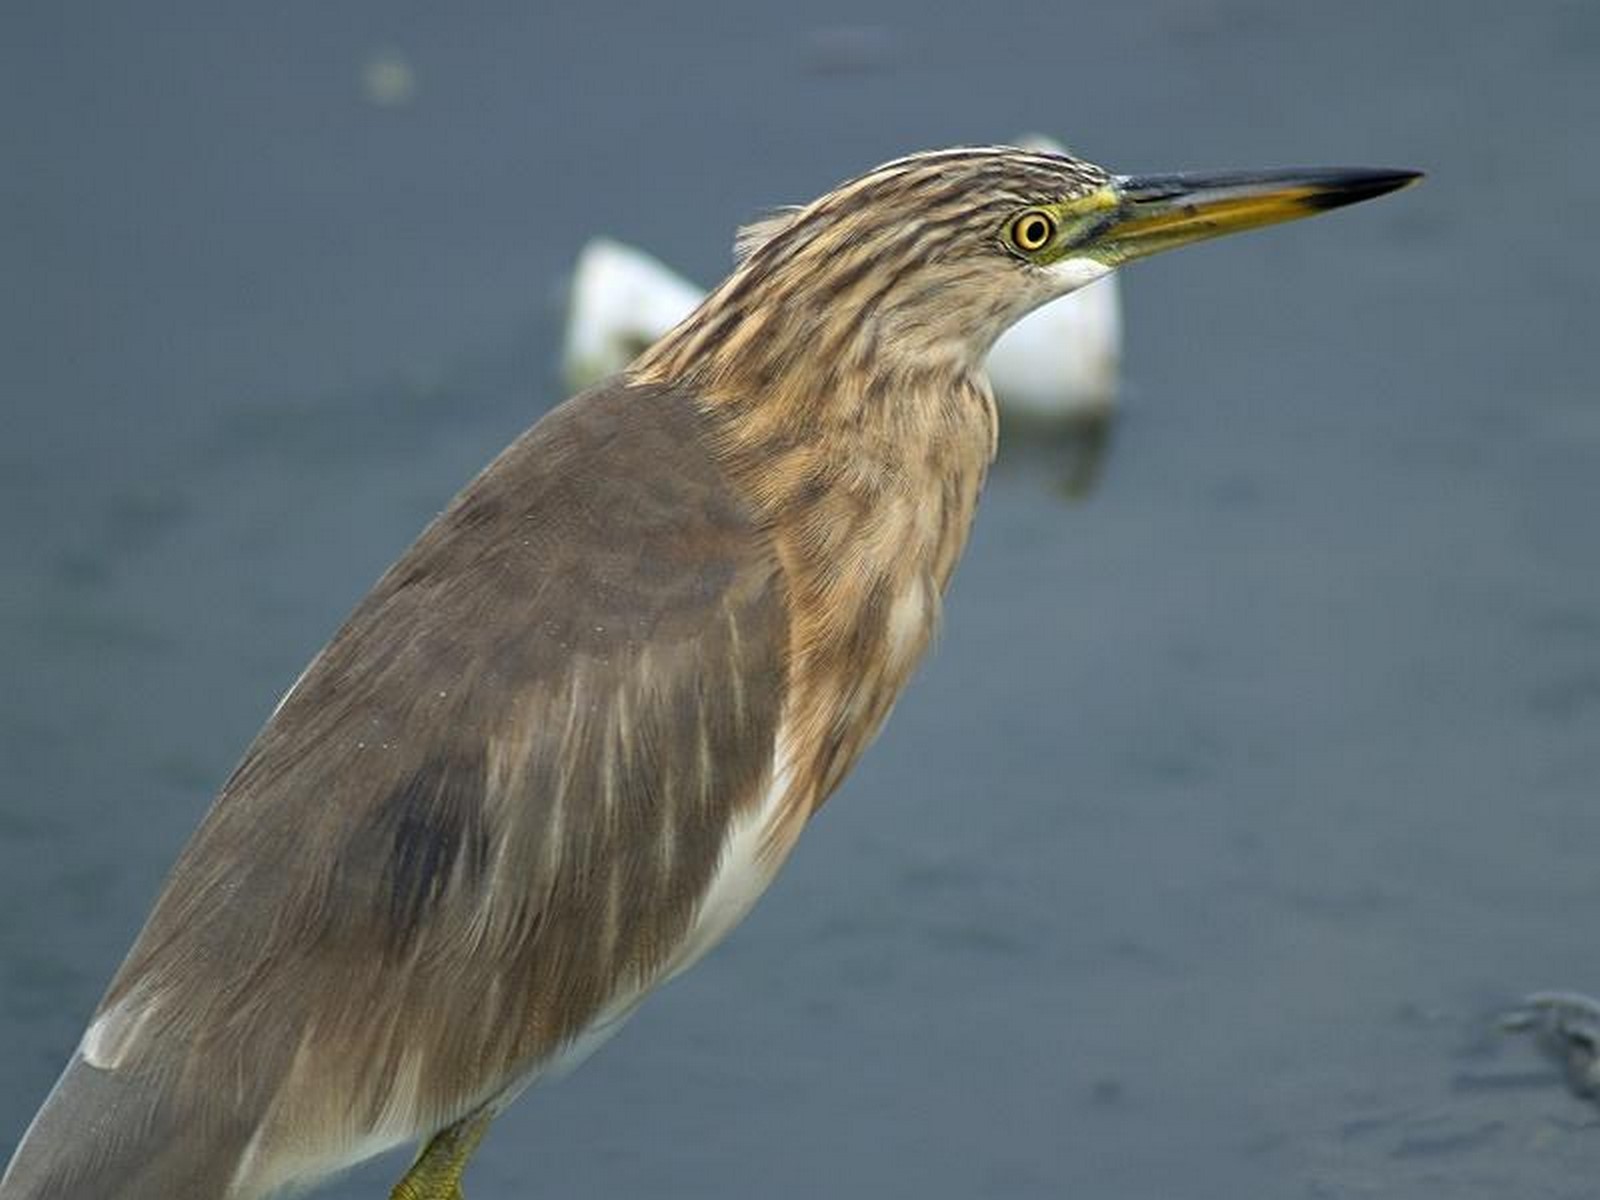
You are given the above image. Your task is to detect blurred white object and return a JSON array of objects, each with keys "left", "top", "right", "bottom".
[
  {"left": 562, "top": 239, "right": 704, "bottom": 390},
  {"left": 562, "top": 214, "right": 1122, "bottom": 423},
  {"left": 987, "top": 275, "right": 1120, "bottom": 422},
  {"left": 360, "top": 47, "right": 417, "bottom": 108}
]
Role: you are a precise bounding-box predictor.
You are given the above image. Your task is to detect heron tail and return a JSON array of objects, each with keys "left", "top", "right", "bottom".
[{"left": 0, "top": 1053, "right": 255, "bottom": 1200}]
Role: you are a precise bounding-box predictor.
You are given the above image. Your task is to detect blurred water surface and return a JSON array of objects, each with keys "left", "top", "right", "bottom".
[{"left": 3, "top": 2, "right": 1599, "bottom": 1196}]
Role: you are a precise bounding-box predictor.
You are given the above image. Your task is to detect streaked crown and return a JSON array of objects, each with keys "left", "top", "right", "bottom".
[{"left": 635, "top": 147, "right": 1113, "bottom": 389}]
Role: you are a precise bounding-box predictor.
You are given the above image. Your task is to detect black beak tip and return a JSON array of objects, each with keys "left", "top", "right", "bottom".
[{"left": 1302, "top": 167, "right": 1425, "bottom": 211}]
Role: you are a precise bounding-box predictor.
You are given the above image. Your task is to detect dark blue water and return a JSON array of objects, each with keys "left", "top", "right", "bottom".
[{"left": 3, "top": 3, "right": 1599, "bottom": 1196}]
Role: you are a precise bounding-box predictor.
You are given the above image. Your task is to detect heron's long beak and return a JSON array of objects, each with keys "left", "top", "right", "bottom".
[{"left": 1082, "top": 167, "right": 1423, "bottom": 265}]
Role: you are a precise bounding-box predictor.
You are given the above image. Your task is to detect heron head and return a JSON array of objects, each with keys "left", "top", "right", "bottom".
[{"left": 638, "top": 146, "right": 1419, "bottom": 389}]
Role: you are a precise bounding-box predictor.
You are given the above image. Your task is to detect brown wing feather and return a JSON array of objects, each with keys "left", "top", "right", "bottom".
[{"left": 10, "top": 380, "right": 788, "bottom": 1197}]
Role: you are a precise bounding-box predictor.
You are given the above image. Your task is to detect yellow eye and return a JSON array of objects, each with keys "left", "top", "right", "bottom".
[{"left": 1008, "top": 210, "right": 1056, "bottom": 253}]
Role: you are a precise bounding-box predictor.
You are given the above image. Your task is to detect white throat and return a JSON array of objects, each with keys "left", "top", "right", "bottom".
[{"left": 1043, "top": 255, "right": 1113, "bottom": 294}]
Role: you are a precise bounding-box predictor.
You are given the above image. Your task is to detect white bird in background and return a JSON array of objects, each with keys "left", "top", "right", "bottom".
[
  {"left": 562, "top": 139, "right": 1122, "bottom": 430},
  {"left": 561, "top": 237, "right": 706, "bottom": 391}
]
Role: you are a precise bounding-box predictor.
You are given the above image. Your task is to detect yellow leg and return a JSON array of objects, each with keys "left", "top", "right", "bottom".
[{"left": 388, "top": 1110, "right": 493, "bottom": 1200}]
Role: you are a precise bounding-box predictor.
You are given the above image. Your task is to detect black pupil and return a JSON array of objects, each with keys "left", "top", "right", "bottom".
[{"left": 1022, "top": 218, "right": 1046, "bottom": 245}]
